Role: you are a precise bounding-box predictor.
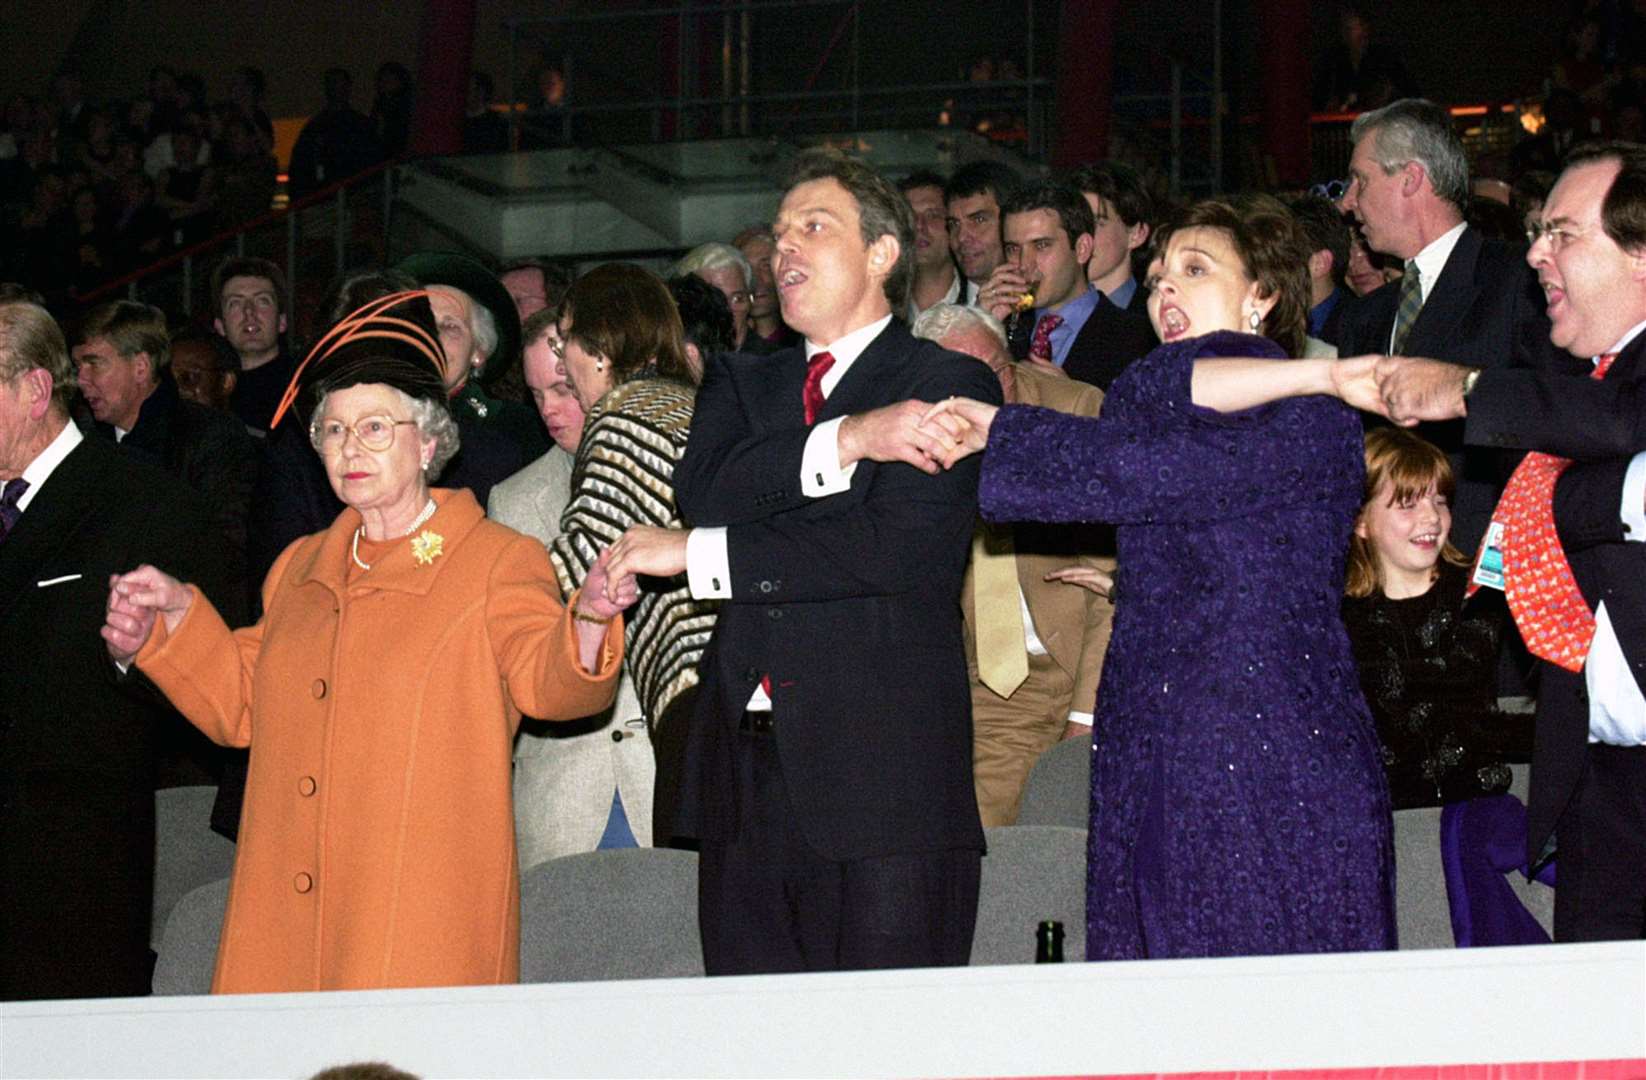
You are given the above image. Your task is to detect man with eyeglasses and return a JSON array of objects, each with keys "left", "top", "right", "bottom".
[
  {"left": 1337, "top": 97, "right": 1558, "bottom": 554},
  {"left": 1372, "top": 141, "right": 1646, "bottom": 944},
  {"left": 673, "top": 242, "right": 771, "bottom": 355}
]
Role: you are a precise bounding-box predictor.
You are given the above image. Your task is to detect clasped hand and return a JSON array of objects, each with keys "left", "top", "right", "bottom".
[
  {"left": 1331, "top": 354, "right": 1472, "bottom": 426},
  {"left": 103, "top": 566, "right": 193, "bottom": 666}
]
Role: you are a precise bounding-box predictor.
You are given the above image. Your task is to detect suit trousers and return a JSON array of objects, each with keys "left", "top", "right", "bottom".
[
  {"left": 972, "top": 649, "right": 1074, "bottom": 826},
  {"left": 1553, "top": 743, "right": 1646, "bottom": 942},
  {"left": 697, "top": 720, "right": 982, "bottom": 974}
]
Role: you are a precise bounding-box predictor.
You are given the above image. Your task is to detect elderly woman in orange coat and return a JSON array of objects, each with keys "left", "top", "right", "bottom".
[{"left": 102, "top": 292, "right": 633, "bottom": 994}]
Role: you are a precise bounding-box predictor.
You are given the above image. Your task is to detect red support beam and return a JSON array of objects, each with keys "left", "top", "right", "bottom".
[
  {"left": 409, "top": 0, "right": 477, "bottom": 157},
  {"left": 1052, "top": 0, "right": 1117, "bottom": 168},
  {"left": 1258, "top": 0, "right": 1313, "bottom": 187}
]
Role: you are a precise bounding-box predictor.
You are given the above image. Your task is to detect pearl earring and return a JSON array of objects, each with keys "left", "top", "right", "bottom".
[{"left": 1248, "top": 310, "right": 1261, "bottom": 330}]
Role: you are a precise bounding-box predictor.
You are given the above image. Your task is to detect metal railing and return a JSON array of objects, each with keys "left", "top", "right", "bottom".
[{"left": 72, "top": 157, "right": 402, "bottom": 329}]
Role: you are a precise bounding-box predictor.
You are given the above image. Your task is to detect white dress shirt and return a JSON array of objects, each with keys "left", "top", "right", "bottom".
[{"left": 16, "top": 420, "right": 83, "bottom": 513}]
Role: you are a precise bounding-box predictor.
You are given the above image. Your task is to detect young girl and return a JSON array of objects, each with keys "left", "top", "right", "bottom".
[{"left": 1342, "top": 428, "right": 1532, "bottom": 810}]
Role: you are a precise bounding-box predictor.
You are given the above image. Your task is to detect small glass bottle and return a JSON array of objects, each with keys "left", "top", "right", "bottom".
[{"left": 1034, "top": 919, "right": 1064, "bottom": 963}]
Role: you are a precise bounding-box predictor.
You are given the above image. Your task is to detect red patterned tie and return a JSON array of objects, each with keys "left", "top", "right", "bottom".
[
  {"left": 803, "top": 350, "right": 835, "bottom": 425},
  {"left": 1480, "top": 352, "right": 1618, "bottom": 672},
  {"left": 1028, "top": 313, "right": 1064, "bottom": 363}
]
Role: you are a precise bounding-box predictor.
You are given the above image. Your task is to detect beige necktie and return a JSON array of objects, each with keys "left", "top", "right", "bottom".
[{"left": 972, "top": 523, "right": 1028, "bottom": 698}]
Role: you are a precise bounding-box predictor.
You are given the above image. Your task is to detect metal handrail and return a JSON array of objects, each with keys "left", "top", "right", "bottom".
[{"left": 72, "top": 155, "right": 406, "bottom": 315}]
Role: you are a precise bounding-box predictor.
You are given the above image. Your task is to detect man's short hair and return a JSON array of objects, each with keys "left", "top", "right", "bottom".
[
  {"left": 999, "top": 180, "right": 1097, "bottom": 248},
  {"left": 77, "top": 300, "right": 171, "bottom": 372},
  {"left": 785, "top": 148, "right": 916, "bottom": 314},
  {"left": 1564, "top": 140, "right": 1646, "bottom": 253},
  {"left": 169, "top": 325, "right": 242, "bottom": 371},
  {"left": 0, "top": 301, "right": 75, "bottom": 412},
  {"left": 211, "top": 256, "right": 287, "bottom": 318},
  {"left": 1065, "top": 161, "right": 1155, "bottom": 229},
  {"left": 1285, "top": 194, "right": 1352, "bottom": 290},
  {"left": 731, "top": 224, "right": 774, "bottom": 249},
  {"left": 909, "top": 302, "right": 1008, "bottom": 350},
  {"left": 943, "top": 160, "right": 1022, "bottom": 209},
  {"left": 499, "top": 256, "right": 575, "bottom": 309},
  {"left": 521, "top": 306, "right": 559, "bottom": 350},
  {"left": 672, "top": 242, "right": 754, "bottom": 291},
  {"left": 1349, "top": 98, "right": 1470, "bottom": 209},
  {"left": 668, "top": 273, "right": 735, "bottom": 360},
  {"left": 897, "top": 169, "right": 948, "bottom": 195}
]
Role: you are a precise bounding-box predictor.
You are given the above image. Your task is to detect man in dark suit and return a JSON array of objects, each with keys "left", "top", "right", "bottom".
[
  {"left": 1338, "top": 98, "right": 1558, "bottom": 553},
  {"left": 1374, "top": 142, "right": 1646, "bottom": 941},
  {"left": 604, "top": 149, "right": 1001, "bottom": 974},
  {"left": 0, "top": 301, "right": 226, "bottom": 999},
  {"left": 1289, "top": 193, "right": 1356, "bottom": 348},
  {"left": 986, "top": 180, "right": 1155, "bottom": 392}
]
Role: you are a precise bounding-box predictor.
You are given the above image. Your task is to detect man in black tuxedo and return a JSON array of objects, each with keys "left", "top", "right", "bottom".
[
  {"left": 1374, "top": 142, "right": 1646, "bottom": 941},
  {"left": 985, "top": 180, "right": 1155, "bottom": 392},
  {"left": 0, "top": 301, "right": 226, "bottom": 999},
  {"left": 1338, "top": 98, "right": 1558, "bottom": 554},
  {"left": 604, "top": 149, "right": 1001, "bottom": 973}
]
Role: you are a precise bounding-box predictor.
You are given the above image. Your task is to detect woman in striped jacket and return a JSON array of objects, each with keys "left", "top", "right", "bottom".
[{"left": 549, "top": 262, "right": 718, "bottom": 846}]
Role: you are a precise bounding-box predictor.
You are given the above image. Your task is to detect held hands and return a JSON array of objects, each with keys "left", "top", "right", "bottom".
[
  {"left": 580, "top": 546, "right": 641, "bottom": 621},
  {"left": 599, "top": 526, "right": 688, "bottom": 605},
  {"left": 1370, "top": 356, "right": 1472, "bottom": 426},
  {"left": 838, "top": 399, "right": 964, "bottom": 474},
  {"left": 917, "top": 396, "right": 997, "bottom": 469},
  {"left": 103, "top": 566, "right": 193, "bottom": 665}
]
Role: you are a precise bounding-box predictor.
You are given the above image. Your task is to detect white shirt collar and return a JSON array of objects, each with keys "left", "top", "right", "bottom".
[
  {"left": 1408, "top": 221, "right": 1467, "bottom": 304},
  {"left": 806, "top": 314, "right": 894, "bottom": 398},
  {"left": 17, "top": 419, "right": 83, "bottom": 513},
  {"left": 1601, "top": 318, "right": 1646, "bottom": 362}
]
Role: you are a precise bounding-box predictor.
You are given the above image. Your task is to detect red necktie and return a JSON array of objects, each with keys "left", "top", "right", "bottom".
[
  {"left": 1028, "top": 313, "right": 1064, "bottom": 362},
  {"left": 803, "top": 350, "right": 836, "bottom": 425},
  {"left": 1478, "top": 352, "right": 1618, "bottom": 672}
]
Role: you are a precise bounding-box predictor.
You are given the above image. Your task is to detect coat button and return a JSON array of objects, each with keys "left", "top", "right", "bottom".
[
  {"left": 759, "top": 580, "right": 773, "bottom": 593},
  {"left": 611, "top": 730, "right": 624, "bottom": 742},
  {"left": 298, "top": 776, "right": 317, "bottom": 796},
  {"left": 311, "top": 679, "right": 327, "bottom": 699},
  {"left": 294, "top": 872, "right": 314, "bottom": 893}
]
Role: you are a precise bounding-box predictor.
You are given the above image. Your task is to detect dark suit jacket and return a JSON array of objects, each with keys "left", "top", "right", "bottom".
[
  {"left": 673, "top": 320, "right": 1002, "bottom": 862},
  {"left": 1464, "top": 332, "right": 1646, "bottom": 865},
  {"left": 1009, "top": 293, "right": 1157, "bottom": 393},
  {"left": 0, "top": 433, "right": 227, "bottom": 1000},
  {"left": 1337, "top": 225, "right": 1559, "bottom": 551},
  {"left": 93, "top": 373, "right": 257, "bottom": 620}
]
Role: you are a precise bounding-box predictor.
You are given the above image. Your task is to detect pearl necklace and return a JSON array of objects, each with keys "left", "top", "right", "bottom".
[{"left": 351, "top": 497, "right": 438, "bottom": 571}]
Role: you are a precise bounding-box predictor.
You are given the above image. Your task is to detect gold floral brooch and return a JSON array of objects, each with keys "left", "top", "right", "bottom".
[{"left": 410, "top": 529, "right": 445, "bottom": 566}]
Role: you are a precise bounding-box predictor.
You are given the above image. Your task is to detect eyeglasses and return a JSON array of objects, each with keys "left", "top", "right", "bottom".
[
  {"left": 1525, "top": 219, "right": 1585, "bottom": 252},
  {"left": 310, "top": 414, "right": 418, "bottom": 453},
  {"left": 1310, "top": 178, "right": 1348, "bottom": 201},
  {"left": 727, "top": 290, "right": 754, "bottom": 307}
]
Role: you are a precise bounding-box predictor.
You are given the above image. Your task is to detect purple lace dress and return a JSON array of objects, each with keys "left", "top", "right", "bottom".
[{"left": 980, "top": 330, "right": 1394, "bottom": 958}]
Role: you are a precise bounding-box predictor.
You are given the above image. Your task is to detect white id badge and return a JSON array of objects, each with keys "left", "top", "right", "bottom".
[{"left": 1472, "top": 520, "right": 1506, "bottom": 592}]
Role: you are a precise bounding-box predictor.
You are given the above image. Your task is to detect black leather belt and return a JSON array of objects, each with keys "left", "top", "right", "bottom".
[{"left": 738, "top": 710, "right": 775, "bottom": 735}]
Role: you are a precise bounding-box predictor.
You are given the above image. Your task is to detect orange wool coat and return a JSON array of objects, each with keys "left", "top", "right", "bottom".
[{"left": 137, "top": 488, "right": 622, "bottom": 993}]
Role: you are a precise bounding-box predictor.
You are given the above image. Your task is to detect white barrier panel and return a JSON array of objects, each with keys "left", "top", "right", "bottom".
[{"left": 4, "top": 943, "right": 1643, "bottom": 1079}]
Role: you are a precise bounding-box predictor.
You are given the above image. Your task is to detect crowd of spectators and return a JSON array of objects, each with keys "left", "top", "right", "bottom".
[{"left": 1, "top": 18, "right": 1644, "bottom": 1009}]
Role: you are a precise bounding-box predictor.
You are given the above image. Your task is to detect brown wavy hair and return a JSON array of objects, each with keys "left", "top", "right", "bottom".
[
  {"left": 560, "top": 262, "right": 692, "bottom": 385},
  {"left": 1150, "top": 194, "right": 1311, "bottom": 356},
  {"left": 1345, "top": 427, "right": 1470, "bottom": 598}
]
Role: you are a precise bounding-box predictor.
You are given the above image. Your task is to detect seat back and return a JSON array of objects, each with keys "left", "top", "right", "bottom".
[
  {"left": 152, "top": 785, "right": 236, "bottom": 949},
  {"left": 152, "top": 876, "right": 229, "bottom": 996},
  {"left": 1013, "top": 737, "right": 1089, "bottom": 830},
  {"left": 519, "top": 847, "right": 703, "bottom": 982},
  {"left": 971, "top": 825, "right": 1087, "bottom": 965}
]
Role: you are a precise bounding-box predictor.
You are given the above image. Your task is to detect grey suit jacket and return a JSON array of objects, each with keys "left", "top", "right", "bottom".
[{"left": 489, "top": 448, "right": 655, "bottom": 866}]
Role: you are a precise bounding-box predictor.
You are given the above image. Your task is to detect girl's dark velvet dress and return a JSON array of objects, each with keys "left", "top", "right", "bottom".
[{"left": 979, "top": 331, "right": 1395, "bottom": 959}]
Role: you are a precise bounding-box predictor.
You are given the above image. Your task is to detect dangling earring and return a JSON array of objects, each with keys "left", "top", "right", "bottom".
[
  {"left": 1248, "top": 310, "right": 1261, "bottom": 331},
  {"left": 421, "top": 459, "right": 430, "bottom": 472},
  {"left": 594, "top": 359, "right": 605, "bottom": 373}
]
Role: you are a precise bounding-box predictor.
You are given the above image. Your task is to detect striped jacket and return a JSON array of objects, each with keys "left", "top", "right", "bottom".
[{"left": 549, "top": 376, "right": 716, "bottom": 720}]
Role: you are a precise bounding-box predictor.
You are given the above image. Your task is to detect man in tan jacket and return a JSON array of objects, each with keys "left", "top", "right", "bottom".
[{"left": 912, "top": 303, "right": 1113, "bottom": 825}]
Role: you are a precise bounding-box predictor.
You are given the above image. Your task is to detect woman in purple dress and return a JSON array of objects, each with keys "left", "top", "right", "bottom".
[{"left": 929, "top": 196, "right": 1395, "bottom": 959}]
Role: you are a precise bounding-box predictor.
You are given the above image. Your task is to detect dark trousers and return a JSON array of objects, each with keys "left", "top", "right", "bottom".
[
  {"left": 698, "top": 719, "right": 981, "bottom": 975},
  {"left": 650, "top": 687, "right": 698, "bottom": 850},
  {"left": 1553, "top": 743, "right": 1646, "bottom": 942}
]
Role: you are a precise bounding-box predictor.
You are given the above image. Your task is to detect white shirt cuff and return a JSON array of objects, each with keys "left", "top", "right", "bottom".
[
  {"left": 1067, "top": 711, "right": 1094, "bottom": 729},
  {"left": 801, "top": 416, "right": 856, "bottom": 497},
  {"left": 686, "top": 527, "right": 733, "bottom": 599},
  {"left": 1621, "top": 452, "right": 1646, "bottom": 541}
]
